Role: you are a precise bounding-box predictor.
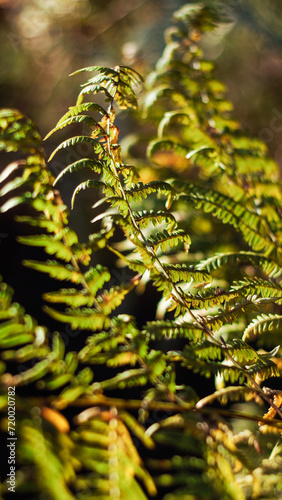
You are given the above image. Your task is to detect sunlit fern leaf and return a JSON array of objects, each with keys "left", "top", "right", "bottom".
[
  {"left": 99, "top": 368, "right": 149, "bottom": 391},
  {"left": 54, "top": 158, "right": 103, "bottom": 185},
  {"left": 15, "top": 215, "right": 64, "bottom": 233},
  {"left": 54, "top": 102, "right": 108, "bottom": 127},
  {"left": 0, "top": 173, "right": 37, "bottom": 197},
  {"left": 177, "top": 189, "right": 279, "bottom": 256},
  {"left": 148, "top": 139, "right": 192, "bottom": 163},
  {"left": 143, "top": 87, "right": 187, "bottom": 114},
  {"left": 107, "top": 196, "right": 130, "bottom": 216},
  {"left": 70, "top": 65, "right": 120, "bottom": 76},
  {"left": 117, "top": 164, "right": 140, "bottom": 185},
  {"left": 0, "top": 109, "right": 44, "bottom": 154},
  {"left": 48, "top": 136, "right": 104, "bottom": 162},
  {"left": 77, "top": 84, "right": 113, "bottom": 101},
  {"left": 243, "top": 314, "right": 282, "bottom": 342},
  {"left": 0, "top": 280, "right": 14, "bottom": 309},
  {"left": 231, "top": 277, "right": 282, "bottom": 301},
  {"left": 0, "top": 195, "right": 30, "bottom": 213},
  {"left": 146, "top": 228, "right": 191, "bottom": 253},
  {"left": 44, "top": 115, "right": 105, "bottom": 140},
  {"left": 83, "top": 265, "right": 111, "bottom": 295},
  {"left": 18, "top": 235, "right": 74, "bottom": 262},
  {"left": 71, "top": 414, "right": 155, "bottom": 499},
  {"left": 71, "top": 179, "right": 105, "bottom": 209},
  {"left": 87, "top": 226, "right": 115, "bottom": 250},
  {"left": 133, "top": 210, "right": 177, "bottom": 231},
  {"left": 245, "top": 356, "right": 279, "bottom": 382},
  {"left": 43, "top": 289, "right": 95, "bottom": 308},
  {"left": 97, "top": 284, "right": 136, "bottom": 316},
  {"left": 17, "top": 423, "right": 75, "bottom": 500},
  {"left": 23, "top": 260, "right": 83, "bottom": 284},
  {"left": 146, "top": 349, "right": 167, "bottom": 378},
  {"left": 30, "top": 198, "right": 69, "bottom": 224},
  {"left": 144, "top": 320, "right": 205, "bottom": 341},
  {"left": 157, "top": 110, "right": 194, "bottom": 138},
  {"left": 197, "top": 251, "right": 282, "bottom": 279},
  {"left": 79, "top": 331, "right": 131, "bottom": 363},
  {"left": 125, "top": 180, "right": 176, "bottom": 203},
  {"left": 162, "top": 263, "right": 212, "bottom": 284},
  {"left": 205, "top": 299, "right": 256, "bottom": 333},
  {"left": 226, "top": 339, "right": 258, "bottom": 365},
  {"left": 181, "top": 288, "right": 239, "bottom": 310}
]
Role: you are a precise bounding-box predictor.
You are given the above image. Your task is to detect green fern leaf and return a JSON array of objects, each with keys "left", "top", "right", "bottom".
[
  {"left": 174, "top": 182, "right": 279, "bottom": 256},
  {"left": 43, "top": 306, "right": 110, "bottom": 331},
  {"left": 125, "top": 181, "right": 176, "bottom": 203},
  {"left": 231, "top": 277, "right": 282, "bottom": 300},
  {"left": 55, "top": 102, "right": 108, "bottom": 126},
  {"left": 243, "top": 313, "right": 282, "bottom": 341},
  {"left": 226, "top": 339, "right": 258, "bottom": 365},
  {"left": 143, "top": 320, "right": 205, "bottom": 341},
  {"left": 43, "top": 289, "right": 95, "bottom": 308},
  {"left": 197, "top": 251, "right": 282, "bottom": 279},
  {"left": 148, "top": 139, "right": 191, "bottom": 162},
  {"left": 18, "top": 235, "right": 74, "bottom": 262},
  {"left": 23, "top": 260, "right": 83, "bottom": 284},
  {"left": 162, "top": 263, "right": 212, "bottom": 284},
  {"left": 182, "top": 288, "right": 238, "bottom": 310},
  {"left": 146, "top": 229, "right": 191, "bottom": 252},
  {"left": 133, "top": 210, "right": 176, "bottom": 231},
  {"left": 48, "top": 136, "right": 103, "bottom": 162},
  {"left": 97, "top": 284, "right": 135, "bottom": 315},
  {"left": 53, "top": 158, "right": 104, "bottom": 185},
  {"left": 71, "top": 179, "right": 105, "bottom": 208},
  {"left": 45, "top": 115, "right": 105, "bottom": 140},
  {"left": 77, "top": 84, "right": 113, "bottom": 101},
  {"left": 99, "top": 368, "right": 148, "bottom": 390},
  {"left": 84, "top": 265, "right": 111, "bottom": 295}
]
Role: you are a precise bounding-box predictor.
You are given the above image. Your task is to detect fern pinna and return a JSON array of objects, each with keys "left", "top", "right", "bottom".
[{"left": 0, "top": 3, "right": 282, "bottom": 500}]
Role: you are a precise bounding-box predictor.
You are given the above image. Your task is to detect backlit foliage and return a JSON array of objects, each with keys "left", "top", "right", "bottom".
[{"left": 0, "top": 3, "right": 282, "bottom": 499}]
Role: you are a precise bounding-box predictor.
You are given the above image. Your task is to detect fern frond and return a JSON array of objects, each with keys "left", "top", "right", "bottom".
[
  {"left": 71, "top": 414, "right": 156, "bottom": 499},
  {"left": 198, "top": 251, "right": 282, "bottom": 278},
  {"left": 23, "top": 260, "right": 83, "bottom": 284},
  {"left": 243, "top": 314, "right": 282, "bottom": 342},
  {"left": 143, "top": 319, "right": 205, "bottom": 341},
  {"left": 162, "top": 263, "right": 212, "bottom": 284},
  {"left": 182, "top": 288, "right": 239, "bottom": 310},
  {"left": 226, "top": 339, "right": 258, "bottom": 365},
  {"left": 206, "top": 299, "right": 256, "bottom": 333},
  {"left": 125, "top": 180, "right": 176, "bottom": 203},
  {"left": 231, "top": 277, "right": 282, "bottom": 300},
  {"left": 18, "top": 235, "right": 74, "bottom": 262},
  {"left": 97, "top": 284, "right": 136, "bottom": 316},
  {"left": 148, "top": 138, "right": 191, "bottom": 162},
  {"left": 146, "top": 228, "right": 191, "bottom": 252},
  {"left": 48, "top": 136, "right": 103, "bottom": 162},
  {"left": 43, "top": 306, "right": 110, "bottom": 331},
  {"left": 45, "top": 114, "right": 105, "bottom": 140},
  {"left": 43, "top": 289, "right": 95, "bottom": 308},
  {"left": 71, "top": 179, "right": 105, "bottom": 208},
  {"left": 174, "top": 183, "right": 279, "bottom": 255},
  {"left": 55, "top": 102, "right": 108, "bottom": 127},
  {"left": 53, "top": 158, "right": 104, "bottom": 186},
  {"left": 133, "top": 210, "right": 176, "bottom": 231}
]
